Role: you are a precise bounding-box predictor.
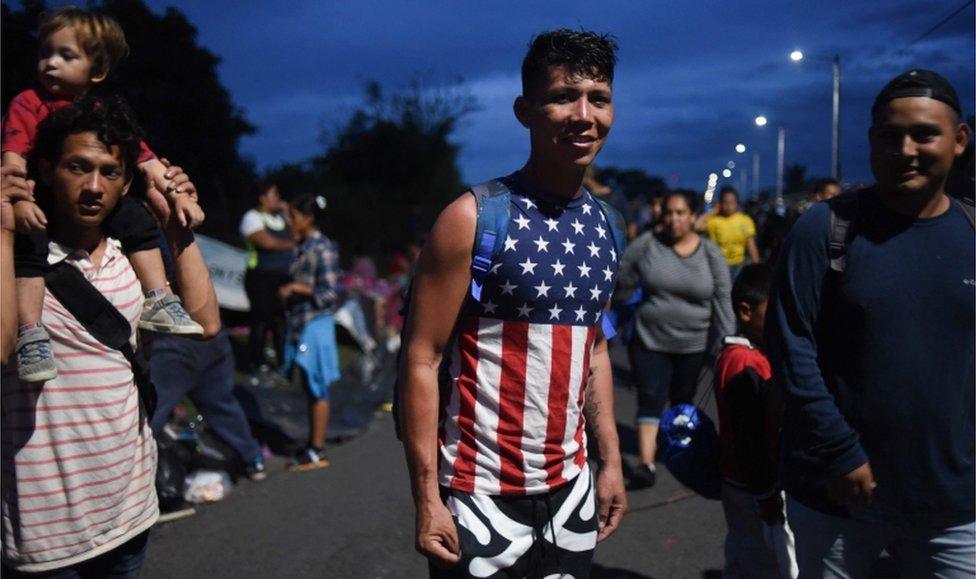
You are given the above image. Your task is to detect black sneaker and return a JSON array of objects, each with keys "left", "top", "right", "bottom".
[
  {"left": 628, "top": 464, "right": 657, "bottom": 490},
  {"left": 244, "top": 457, "right": 267, "bottom": 481},
  {"left": 288, "top": 446, "right": 330, "bottom": 472}
]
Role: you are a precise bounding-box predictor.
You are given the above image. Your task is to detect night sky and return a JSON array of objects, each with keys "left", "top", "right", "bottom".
[{"left": 141, "top": 0, "right": 975, "bottom": 194}]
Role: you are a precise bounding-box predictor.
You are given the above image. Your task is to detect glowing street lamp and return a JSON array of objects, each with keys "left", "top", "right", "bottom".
[
  {"left": 790, "top": 48, "right": 842, "bottom": 179},
  {"left": 735, "top": 143, "right": 746, "bottom": 154},
  {"left": 755, "top": 115, "right": 787, "bottom": 198},
  {"left": 722, "top": 169, "right": 733, "bottom": 178},
  {"left": 704, "top": 173, "right": 719, "bottom": 204}
]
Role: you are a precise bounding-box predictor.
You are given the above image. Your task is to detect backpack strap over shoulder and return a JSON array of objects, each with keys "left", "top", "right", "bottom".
[
  {"left": 827, "top": 192, "right": 860, "bottom": 273},
  {"left": 45, "top": 260, "right": 157, "bottom": 420},
  {"left": 592, "top": 195, "right": 627, "bottom": 340},
  {"left": 955, "top": 197, "right": 975, "bottom": 230},
  {"left": 469, "top": 180, "right": 511, "bottom": 301},
  {"left": 592, "top": 195, "right": 627, "bottom": 260}
]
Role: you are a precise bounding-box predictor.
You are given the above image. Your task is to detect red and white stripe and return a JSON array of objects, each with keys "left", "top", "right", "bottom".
[
  {"left": 1, "top": 240, "right": 158, "bottom": 573},
  {"left": 439, "top": 315, "right": 595, "bottom": 495}
]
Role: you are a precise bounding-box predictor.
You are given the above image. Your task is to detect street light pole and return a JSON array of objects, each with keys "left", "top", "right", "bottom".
[
  {"left": 832, "top": 54, "right": 841, "bottom": 180},
  {"left": 752, "top": 153, "right": 760, "bottom": 197},
  {"left": 777, "top": 125, "right": 786, "bottom": 198},
  {"left": 791, "top": 50, "right": 842, "bottom": 181}
]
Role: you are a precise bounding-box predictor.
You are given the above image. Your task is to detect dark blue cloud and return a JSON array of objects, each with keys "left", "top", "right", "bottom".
[{"left": 147, "top": 0, "right": 975, "bottom": 193}]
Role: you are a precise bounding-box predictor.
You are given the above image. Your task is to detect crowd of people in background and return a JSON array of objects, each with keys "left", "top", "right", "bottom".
[{"left": 0, "top": 9, "right": 973, "bottom": 579}]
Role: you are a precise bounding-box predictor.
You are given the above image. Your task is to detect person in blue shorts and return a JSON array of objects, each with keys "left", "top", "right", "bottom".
[{"left": 280, "top": 193, "right": 341, "bottom": 471}]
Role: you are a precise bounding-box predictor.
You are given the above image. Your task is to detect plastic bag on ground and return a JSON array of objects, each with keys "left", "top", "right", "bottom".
[{"left": 183, "top": 470, "right": 233, "bottom": 504}]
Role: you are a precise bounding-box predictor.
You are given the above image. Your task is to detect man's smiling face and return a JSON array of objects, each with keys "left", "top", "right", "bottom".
[
  {"left": 869, "top": 97, "right": 968, "bottom": 198},
  {"left": 517, "top": 65, "right": 614, "bottom": 170}
]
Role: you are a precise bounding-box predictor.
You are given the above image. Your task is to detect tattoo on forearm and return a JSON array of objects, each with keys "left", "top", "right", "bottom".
[{"left": 583, "top": 367, "right": 601, "bottom": 422}]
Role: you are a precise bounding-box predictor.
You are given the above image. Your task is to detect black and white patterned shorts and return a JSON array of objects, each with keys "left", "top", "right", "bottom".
[{"left": 430, "top": 464, "right": 598, "bottom": 579}]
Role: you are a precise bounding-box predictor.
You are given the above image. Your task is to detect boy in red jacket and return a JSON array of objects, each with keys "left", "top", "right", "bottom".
[{"left": 713, "top": 263, "right": 797, "bottom": 579}]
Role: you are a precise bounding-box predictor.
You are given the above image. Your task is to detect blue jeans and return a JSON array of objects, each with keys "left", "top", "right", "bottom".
[
  {"left": 148, "top": 332, "right": 262, "bottom": 463},
  {"left": 787, "top": 496, "right": 975, "bottom": 579},
  {"left": 722, "top": 483, "right": 797, "bottom": 579},
  {"left": 3, "top": 531, "right": 148, "bottom": 578}
]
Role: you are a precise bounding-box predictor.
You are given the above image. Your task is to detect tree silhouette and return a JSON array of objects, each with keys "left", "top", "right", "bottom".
[
  {"left": 597, "top": 167, "right": 667, "bottom": 201},
  {"left": 267, "top": 79, "right": 477, "bottom": 266}
]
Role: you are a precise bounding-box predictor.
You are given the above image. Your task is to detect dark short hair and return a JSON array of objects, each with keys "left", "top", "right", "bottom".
[
  {"left": 33, "top": 95, "right": 142, "bottom": 178},
  {"left": 731, "top": 263, "right": 772, "bottom": 307},
  {"left": 812, "top": 178, "right": 840, "bottom": 196},
  {"left": 251, "top": 179, "right": 276, "bottom": 204},
  {"left": 719, "top": 185, "right": 739, "bottom": 202},
  {"left": 290, "top": 193, "right": 328, "bottom": 225},
  {"left": 521, "top": 29, "right": 618, "bottom": 97},
  {"left": 662, "top": 189, "right": 700, "bottom": 214}
]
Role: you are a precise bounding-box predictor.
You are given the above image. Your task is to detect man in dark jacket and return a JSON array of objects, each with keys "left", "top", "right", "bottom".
[{"left": 766, "top": 69, "right": 974, "bottom": 577}]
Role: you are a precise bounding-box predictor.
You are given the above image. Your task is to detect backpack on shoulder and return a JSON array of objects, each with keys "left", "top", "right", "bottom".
[
  {"left": 826, "top": 192, "right": 974, "bottom": 275},
  {"left": 392, "top": 178, "right": 627, "bottom": 440}
]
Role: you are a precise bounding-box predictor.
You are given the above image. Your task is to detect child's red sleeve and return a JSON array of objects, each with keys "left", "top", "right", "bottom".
[
  {"left": 137, "top": 140, "right": 156, "bottom": 164},
  {"left": 2, "top": 91, "right": 43, "bottom": 156}
]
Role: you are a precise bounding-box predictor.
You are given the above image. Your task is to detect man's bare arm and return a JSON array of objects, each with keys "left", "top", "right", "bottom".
[
  {"left": 0, "top": 166, "right": 35, "bottom": 362},
  {"left": 144, "top": 161, "right": 220, "bottom": 338},
  {"left": 165, "top": 228, "right": 221, "bottom": 338},
  {"left": 585, "top": 327, "right": 627, "bottom": 541},
  {"left": 400, "top": 193, "right": 476, "bottom": 566},
  {"left": 1, "top": 230, "right": 15, "bottom": 363}
]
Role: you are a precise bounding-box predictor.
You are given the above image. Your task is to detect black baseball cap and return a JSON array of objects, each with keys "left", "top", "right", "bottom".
[{"left": 871, "top": 69, "right": 962, "bottom": 118}]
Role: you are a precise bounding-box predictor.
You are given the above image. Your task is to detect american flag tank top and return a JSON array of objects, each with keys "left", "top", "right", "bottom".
[{"left": 438, "top": 177, "right": 620, "bottom": 495}]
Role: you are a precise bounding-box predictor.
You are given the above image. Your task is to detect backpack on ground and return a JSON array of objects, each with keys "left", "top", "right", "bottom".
[{"left": 392, "top": 177, "right": 627, "bottom": 440}]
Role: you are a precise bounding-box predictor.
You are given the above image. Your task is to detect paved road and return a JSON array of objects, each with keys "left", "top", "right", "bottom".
[{"left": 144, "top": 346, "right": 727, "bottom": 578}]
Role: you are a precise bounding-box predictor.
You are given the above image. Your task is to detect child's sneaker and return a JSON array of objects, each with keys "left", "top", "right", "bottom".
[
  {"left": 288, "top": 446, "right": 331, "bottom": 472},
  {"left": 139, "top": 294, "right": 204, "bottom": 335},
  {"left": 16, "top": 326, "right": 57, "bottom": 382}
]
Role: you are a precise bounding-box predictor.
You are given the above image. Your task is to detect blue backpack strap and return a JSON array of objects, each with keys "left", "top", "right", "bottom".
[
  {"left": 470, "top": 180, "right": 511, "bottom": 301},
  {"left": 593, "top": 196, "right": 627, "bottom": 339},
  {"left": 593, "top": 196, "right": 626, "bottom": 260}
]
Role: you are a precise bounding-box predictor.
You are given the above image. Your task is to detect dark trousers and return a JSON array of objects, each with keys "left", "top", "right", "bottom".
[
  {"left": 628, "top": 343, "right": 706, "bottom": 422},
  {"left": 15, "top": 196, "right": 159, "bottom": 278},
  {"left": 2, "top": 531, "right": 148, "bottom": 578},
  {"left": 148, "top": 332, "right": 262, "bottom": 463},
  {"left": 244, "top": 269, "right": 290, "bottom": 370}
]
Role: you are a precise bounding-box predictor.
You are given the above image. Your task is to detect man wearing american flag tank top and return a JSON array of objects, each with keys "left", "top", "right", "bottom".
[{"left": 400, "top": 29, "right": 627, "bottom": 578}]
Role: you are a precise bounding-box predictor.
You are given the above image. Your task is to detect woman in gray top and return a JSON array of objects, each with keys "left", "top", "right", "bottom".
[{"left": 616, "top": 190, "right": 734, "bottom": 488}]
